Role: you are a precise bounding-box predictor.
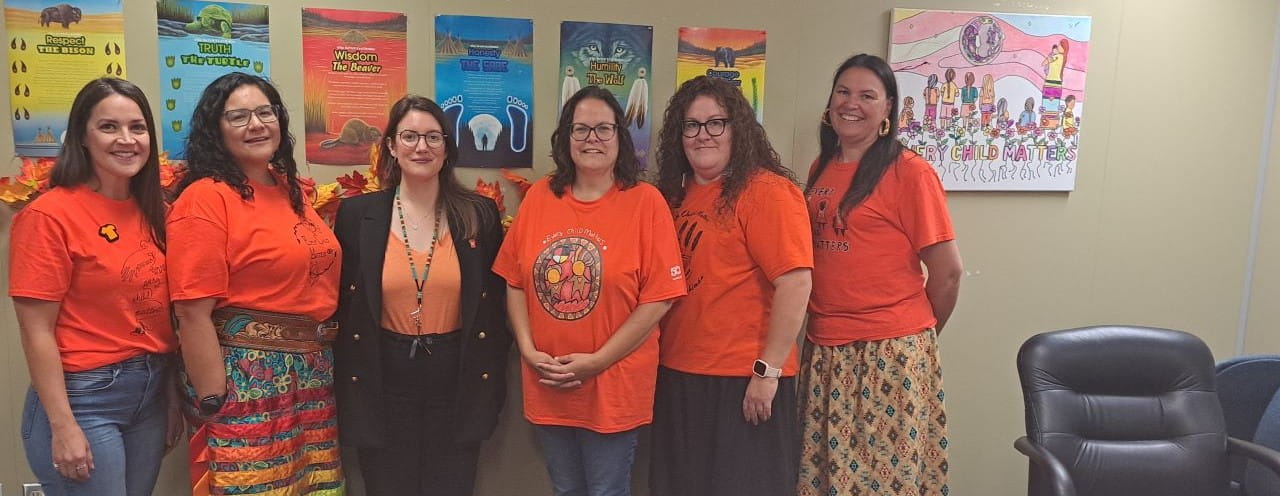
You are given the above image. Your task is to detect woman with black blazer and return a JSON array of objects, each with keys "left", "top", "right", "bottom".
[{"left": 331, "top": 95, "right": 512, "bottom": 496}]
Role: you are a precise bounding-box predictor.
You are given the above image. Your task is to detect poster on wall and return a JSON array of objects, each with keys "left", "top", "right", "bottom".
[
  {"left": 559, "top": 21, "right": 652, "bottom": 165},
  {"left": 157, "top": 0, "right": 270, "bottom": 160},
  {"left": 6, "top": 0, "right": 127, "bottom": 157},
  {"left": 301, "top": 8, "right": 406, "bottom": 166},
  {"left": 434, "top": 14, "right": 533, "bottom": 169},
  {"left": 888, "top": 8, "right": 1091, "bottom": 191},
  {"left": 676, "top": 27, "right": 766, "bottom": 122}
]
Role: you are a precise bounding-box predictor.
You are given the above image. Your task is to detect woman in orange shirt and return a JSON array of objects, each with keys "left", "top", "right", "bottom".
[
  {"left": 331, "top": 95, "right": 511, "bottom": 495},
  {"left": 9, "top": 77, "right": 180, "bottom": 496},
  {"left": 167, "top": 72, "right": 344, "bottom": 495},
  {"left": 493, "top": 86, "right": 686, "bottom": 496},
  {"left": 650, "top": 76, "right": 813, "bottom": 496},
  {"left": 800, "top": 54, "right": 963, "bottom": 496}
]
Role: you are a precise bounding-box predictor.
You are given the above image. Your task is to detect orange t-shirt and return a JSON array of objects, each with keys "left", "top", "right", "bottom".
[
  {"left": 660, "top": 172, "right": 813, "bottom": 377},
  {"left": 381, "top": 229, "right": 462, "bottom": 334},
  {"left": 8, "top": 186, "right": 177, "bottom": 372},
  {"left": 806, "top": 151, "right": 955, "bottom": 345},
  {"left": 493, "top": 178, "right": 687, "bottom": 433},
  {"left": 167, "top": 177, "right": 341, "bottom": 322}
]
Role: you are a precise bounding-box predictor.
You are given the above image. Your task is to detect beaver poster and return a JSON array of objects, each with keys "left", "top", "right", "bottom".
[
  {"left": 6, "top": 0, "right": 127, "bottom": 157},
  {"left": 157, "top": 0, "right": 270, "bottom": 160},
  {"left": 301, "top": 8, "right": 407, "bottom": 166}
]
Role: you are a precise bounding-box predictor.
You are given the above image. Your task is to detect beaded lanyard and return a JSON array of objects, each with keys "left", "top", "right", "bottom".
[{"left": 394, "top": 186, "right": 442, "bottom": 359}]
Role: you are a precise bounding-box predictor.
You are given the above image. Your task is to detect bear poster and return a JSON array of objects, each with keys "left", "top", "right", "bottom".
[
  {"left": 434, "top": 15, "right": 533, "bottom": 169},
  {"left": 559, "top": 21, "right": 653, "bottom": 166},
  {"left": 889, "top": 9, "right": 1091, "bottom": 191},
  {"left": 156, "top": 0, "right": 270, "bottom": 160},
  {"left": 301, "top": 8, "right": 407, "bottom": 166},
  {"left": 6, "top": 0, "right": 127, "bottom": 157},
  {"left": 676, "top": 27, "right": 766, "bottom": 123}
]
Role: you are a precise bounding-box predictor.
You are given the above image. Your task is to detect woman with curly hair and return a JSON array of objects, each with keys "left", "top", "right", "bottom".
[
  {"left": 168, "top": 72, "right": 344, "bottom": 495},
  {"left": 650, "top": 76, "right": 813, "bottom": 496}
]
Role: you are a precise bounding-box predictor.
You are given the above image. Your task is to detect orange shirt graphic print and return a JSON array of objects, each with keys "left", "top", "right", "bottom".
[{"left": 533, "top": 237, "right": 602, "bottom": 320}]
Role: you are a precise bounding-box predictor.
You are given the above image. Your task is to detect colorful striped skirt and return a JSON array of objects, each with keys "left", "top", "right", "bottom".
[
  {"left": 797, "top": 330, "right": 950, "bottom": 496},
  {"left": 183, "top": 346, "right": 344, "bottom": 495}
]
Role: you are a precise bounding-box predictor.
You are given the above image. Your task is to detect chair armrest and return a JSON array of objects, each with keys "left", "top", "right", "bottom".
[
  {"left": 1227, "top": 437, "right": 1280, "bottom": 478},
  {"left": 1014, "top": 436, "right": 1078, "bottom": 496}
]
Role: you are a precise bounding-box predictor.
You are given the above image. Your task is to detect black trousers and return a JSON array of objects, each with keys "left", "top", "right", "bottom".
[
  {"left": 649, "top": 366, "right": 800, "bottom": 496},
  {"left": 358, "top": 329, "right": 480, "bottom": 496}
]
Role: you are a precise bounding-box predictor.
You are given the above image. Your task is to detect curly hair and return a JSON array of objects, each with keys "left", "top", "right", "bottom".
[
  {"left": 548, "top": 86, "right": 640, "bottom": 197},
  {"left": 175, "top": 72, "right": 305, "bottom": 216},
  {"left": 807, "top": 53, "right": 905, "bottom": 219},
  {"left": 655, "top": 76, "right": 793, "bottom": 213},
  {"left": 51, "top": 77, "right": 167, "bottom": 250},
  {"left": 375, "top": 95, "right": 497, "bottom": 239}
]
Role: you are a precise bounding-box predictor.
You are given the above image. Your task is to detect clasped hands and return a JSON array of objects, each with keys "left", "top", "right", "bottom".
[{"left": 523, "top": 350, "right": 606, "bottom": 389}]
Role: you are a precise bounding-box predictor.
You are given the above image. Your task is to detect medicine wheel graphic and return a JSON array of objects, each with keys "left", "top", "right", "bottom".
[{"left": 532, "top": 236, "right": 603, "bottom": 320}]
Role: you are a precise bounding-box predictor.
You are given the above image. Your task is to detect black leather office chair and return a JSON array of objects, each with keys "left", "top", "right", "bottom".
[
  {"left": 1014, "top": 325, "right": 1280, "bottom": 496},
  {"left": 1216, "top": 355, "right": 1280, "bottom": 495}
]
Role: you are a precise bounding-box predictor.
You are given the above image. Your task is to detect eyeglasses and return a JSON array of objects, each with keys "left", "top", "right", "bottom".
[
  {"left": 681, "top": 118, "right": 728, "bottom": 138},
  {"left": 396, "top": 130, "right": 448, "bottom": 149},
  {"left": 569, "top": 123, "right": 617, "bottom": 142},
  {"left": 223, "top": 105, "right": 279, "bottom": 128}
]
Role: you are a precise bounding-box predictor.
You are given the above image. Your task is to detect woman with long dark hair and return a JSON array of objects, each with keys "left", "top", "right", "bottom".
[
  {"left": 494, "top": 86, "right": 686, "bottom": 496},
  {"left": 799, "top": 54, "right": 963, "bottom": 496},
  {"left": 9, "top": 77, "right": 180, "bottom": 496},
  {"left": 331, "top": 95, "right": 511, "bottom": 495},
  {"left": 168, "top": 72, "right": 344, "bottom": 495},
  {"left": 650, "top": 76, "right": 812, "bottom": 496}
]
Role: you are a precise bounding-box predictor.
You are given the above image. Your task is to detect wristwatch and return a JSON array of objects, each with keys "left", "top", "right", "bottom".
[
  {"left": 198, "top": 393, "right": 226, "bottom": 416},
  {"left": 752, "top": 359, "right": 782, "bottom": 378}
]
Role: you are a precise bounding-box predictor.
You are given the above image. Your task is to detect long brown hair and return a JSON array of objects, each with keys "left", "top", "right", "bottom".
[
  {"left": 655, "top": 76, "right": 794, "bottom": 213},
  {"left": 376, "top": 95, "right": 496, "bottom": 239},
  {"left": 52, "top": 77, "right": 167, "bottom": 250}
]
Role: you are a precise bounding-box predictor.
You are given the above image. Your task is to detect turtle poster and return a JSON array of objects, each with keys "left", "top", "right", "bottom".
[
  {"left": 6, "top": 0, "right": 127, "bottom": 157},
  {"left": 301, "top": 8, "right": 406, "bottom": 166},
  {"left": 889, "top": 9, "right": 1091, "bottom": 191},
  {"left": 676, "top": 27, "right": 766, "bottom": 123},
  {"left": 434, "top": 15, "right": 533, "bottom": 168},
  {"left": 559, "top": 21, "right": 653, "bottom": 167},
  {"left": 156, "top": 0, "right": 270, "bottom": 160}
]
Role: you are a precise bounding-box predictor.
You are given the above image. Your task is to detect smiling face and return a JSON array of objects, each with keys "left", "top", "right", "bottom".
[
  {"left": 568, "top": 97, "right": 619, "bottom": 177},
  {"left": 826, "top": 66, "right": 892, "bottom": 150},
  {"left": 682, "top": 94, "right": 733, "bottom": 183},
  {"left": 389, "top": 109, "right": 447, "bottom": 185},
  {"left": 84, "top": 93, "right": 150, "bottom": 186},
  {"left": 220, "top": 84, "right": 280, "bottom": 170}
]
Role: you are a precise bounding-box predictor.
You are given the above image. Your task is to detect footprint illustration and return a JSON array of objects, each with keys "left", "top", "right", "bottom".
[
  {"left": 171, "top": 78, "right": 181, "bottom": 90},
  {"left": 439, "top": 95, "right": 465, "bottom": 148},
  {"left": 13, "top": 85, "right": 19, "bottom": 96},
  {"left": 165, "top": 56, "right": 175, "bottom": 67},
  {"left": 113, "top": 43, "right": 121, "bottom": 55},
  {"left": 24, "top": 85, "right": 29, "bottom": 97},
  {"left": 505, "top": 96, "right": 529, "bottom": 153},
  {"left": 253, "top": 61, "right": 263, "bottom": 73},
  {"left": 171, "top": 121, "right": 183, "bottom": 132},
  {"left": 166, "top": 99, "right": 176, "bottom": 111},
  {"left": 23, "top": 108, "right": 30, "bottom": 120},
  {"left": 21, "top": 61, "right": 27, "bottom": 73},
  {"left": 9, "top": 38, "right": 15, "bottom": 49},
  {"left": 10, "top": 61, "right": 16, "bottom": 73},
  {"left": 20, "top": 38, "right": 26, "bottom": 51},
  {"left": 114, "top": 64, "right": 122, "bottom": 76},
  {"left": 106, "top": 62, "right": 113, "bottom": 74},
  {"left": 13, "top": 109, "right": 18, "bottom": 120}
]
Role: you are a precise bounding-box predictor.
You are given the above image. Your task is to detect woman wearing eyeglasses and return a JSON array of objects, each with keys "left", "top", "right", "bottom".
[
  {"left": 168, "top": 72, "right": 345, "bottom": 494},
  {"left": 330, "top": 95, "right": 511, "bottom": 496},
  {"left": 493, "top": 86, "right": 686, "bottom": 496},
  {"left": 649, "top": 76, "right": 813, "bottom": 496}
]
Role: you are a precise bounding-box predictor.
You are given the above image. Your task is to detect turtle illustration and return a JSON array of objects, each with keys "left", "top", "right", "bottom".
[
  {"left": 184, "top": 4, "right": 233, "bottom": 39},
  {"left": 319, "top": 118, "right": 381, "bottom": 149}
]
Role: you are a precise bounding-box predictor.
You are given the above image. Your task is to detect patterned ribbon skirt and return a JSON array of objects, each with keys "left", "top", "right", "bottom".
[{"left": 182, "top": 346, "right": 344, "bottom": 495}]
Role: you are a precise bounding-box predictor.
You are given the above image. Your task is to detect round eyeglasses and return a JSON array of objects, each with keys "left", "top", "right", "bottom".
[{"left": 396, "top": 130, "right": 448, "bottom": 148}]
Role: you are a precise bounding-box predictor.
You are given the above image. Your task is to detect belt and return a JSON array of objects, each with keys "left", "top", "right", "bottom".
[{"left": 212, "top": 307, "right": 339, "bottom": 353}]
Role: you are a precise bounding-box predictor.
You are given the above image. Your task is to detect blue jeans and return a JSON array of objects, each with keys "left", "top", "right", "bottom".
[
  {"left": 534, "top": 425, "right": 639, "bottom": 496},
  {"left": 21, "top": 354, "right": 172, "bottom": 496}
]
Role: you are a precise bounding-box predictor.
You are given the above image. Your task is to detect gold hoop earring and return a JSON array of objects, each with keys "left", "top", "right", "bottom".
[
  {"left": 821, "top": 110, "right": 832, "bottom": 126},
  {"left": 878, "top": 118, "right": 891, "bottom": 137}
]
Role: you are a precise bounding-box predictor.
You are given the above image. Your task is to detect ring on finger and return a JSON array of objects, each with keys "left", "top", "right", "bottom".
[
  {"left": 52, "top": 462, "right": 61, "bottom": 469},
  {"left": 76, "top": 464, "right": 87, "bottom": 471}
]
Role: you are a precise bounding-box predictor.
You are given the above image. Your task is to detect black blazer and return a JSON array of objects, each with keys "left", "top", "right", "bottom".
[{"left": 331, "top": 188, "right": 512, "bottom": 447}]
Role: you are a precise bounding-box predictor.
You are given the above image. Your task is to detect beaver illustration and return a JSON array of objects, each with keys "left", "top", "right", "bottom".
[
  {"left": 340, "top": 30, "right": 368, "bottom": 43},
  {"left": 319, "top": 118, "right": 382, "bottom": 149},
  {"left": 39, "top": 4, "right": 82, "bottom": 29}
]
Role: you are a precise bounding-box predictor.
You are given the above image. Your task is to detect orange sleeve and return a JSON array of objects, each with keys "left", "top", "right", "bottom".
[
  {"left": 492, "top": 191, "right": 530, "bottom": 289},
  {"left": 741, "top": 177, "right": 814, "bottom": 281},
  {"left": 897, "top": 158, "right": 956, "bottom": 252},
  {"left": 637, "top": 188, "right": 688, "bottom": 304},
  {"left": 7, "top": 209, "right": 72, "bottom": 301},
  {"left": 167, "top": 184, "right": 231, "bottom": 302}
]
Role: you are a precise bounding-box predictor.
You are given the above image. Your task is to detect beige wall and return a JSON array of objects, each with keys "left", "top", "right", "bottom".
[{"left": 2, "top": 0, "right": 1279, "bottom": 495}]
